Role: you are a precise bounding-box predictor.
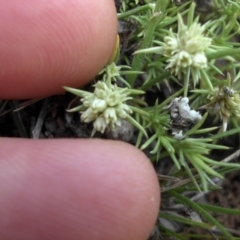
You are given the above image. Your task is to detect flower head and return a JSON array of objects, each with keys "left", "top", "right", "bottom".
[
  {"left": 163, "top": 14, "right": 212, "bottom": 85},
  {"left": 63, "top": 81, "right": 143, "bottom": 135},
  {"left": 200, "top": 85, "right": 240, "bottom": 131},
  {"left": 64, "top": 62, "right": 147, "bottom": 136},
  {"left": 81, "top": 82, "right": 133, "bottom": 134}
]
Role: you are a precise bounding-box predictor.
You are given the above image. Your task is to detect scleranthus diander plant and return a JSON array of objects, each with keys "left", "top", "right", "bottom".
[{"left": 64, "top": 1, "right": 240, "bottom": 239}]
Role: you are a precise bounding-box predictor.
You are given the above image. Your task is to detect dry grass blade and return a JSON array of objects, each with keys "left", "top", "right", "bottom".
[
  {"left": 0, "top": 98, "right": 44, "bottom": 117},
  {"left": 158, "top": 174, "right": 180, "bottom": 182},
  {"left": 9, "top": 100, "right": 28, "bottom": 138},
  {"left": 0, "top": 100, "right": 8, "bottom": 115},
  {"left": 13, "top": 98, "right": 44, "bottom": 112},
  {"left": 31, "top": 98, "right": 49, "bottom": 139},
  {"left": 161, "top": 178, "right": 192, "bottom": 193}
]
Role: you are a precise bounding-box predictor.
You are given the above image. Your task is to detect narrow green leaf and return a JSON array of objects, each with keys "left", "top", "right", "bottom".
[
  {"left": 141, "top": 133, "right": 158, "bottom": 150},
  {"left": 207, "top": 48, "right": 240, "bottom": 61},
  {"left": 190, "top": 160, "right": 208, "bottom": 191},
  {"left": 169, "top": 191, "right": 234, "bottom": 239},
  {"left": 160, "top": 136, "right": 175, "bottom": 153},
  {"left": 208, "top": 62, "right": 224, "bottom": 76},
  {"left": 116, "top": 76, "right": 131, "bottom": 88},
  {"left": 181, "top": 152, "right": 201, "bottom": 192},
  {"left": 202, "top": 171, "right": 216, "bottom": 186},
  {"left": 190, "top": 89, "right": 210, "bottom": 94},
  {"left": 203, "top": 143, "right": 229, "bottom": 150},
  {"left": 185, "top": 112, "right": 208, "bottom": 136},
  {"left": 117, "top": 3, "right": 155, "bottom": 20},
  {"left": 211, "top": 127, "right": 240, "bottom": 139},
  {"left": 159, "top": 225, "right": 186, "bottom": 240},
  {"left": 233, "top": 71, "right": 240, "bottom": 82},
  {"left": 67, "top": 105, "right": 84, "bottom": 113},
  {"left": 200, "top": 69, "right": 214, "bottom": 91},
  {"left": 187, "top": 153, "right": 223, "bottom": 179},
  {"left": 141, "top": 72, "right": 171, "bottom": 91},
  {"left": 120, "top": 70, "right": 144, "bottom": 75},
  {"left": 129, "top": 106, "right": 149, "bottom": 117},
  {"left": 136, "top": 130, "right": 144, "bottom": 148},
  {"left": 200, "top": 155, "right": 240, "bottom": 168},
  {"left": 193, "top": 127, "right": 219, "bottom": 134},
  {"left": 127, "top": 2, "right": 167, "bottom": 86},
  {"left": 198, "top": 203, "right": 240, "bottom": 215},
  {"left": 150, "top": 136, "right": 161, "bottom": 154},
  {"left": 126, "top": 115, "right": 148, "bottom": 137},
  {"left": 187, "top": 2, "right": 195, "bottom": 27},
  {"left": 160, "top": 213, "right": 211, "bottom": 229},
  {"left": 63, "top": 86, "right": 88, "bottom": 97},
  {"left": 134, "top": 46, "right": 163, "bottom": 55},
  {"left": 128, "top": 89, "right": 145, "bottom": 95},
  {"left": 169, "top": 152, "right": 181, "bottom": 170},
  {"left": 228, "top": 0, "right": 240, "bottom": 10}
]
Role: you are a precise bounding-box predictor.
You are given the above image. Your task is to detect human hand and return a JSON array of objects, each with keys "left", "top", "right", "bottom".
[{"left": 0, "top": 1, "right": 160, "bottom": 239}]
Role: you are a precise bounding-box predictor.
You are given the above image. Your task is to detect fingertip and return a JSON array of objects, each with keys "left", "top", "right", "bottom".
[
  {"left": 0, "top": 0, "right": 118, "bottom": 99},
  {"left": 0, "top": 138, "right": 160, "bottom": 240}
]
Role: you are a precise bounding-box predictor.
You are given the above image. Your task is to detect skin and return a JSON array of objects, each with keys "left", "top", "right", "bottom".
[{"left": 0, "top": 0, "right": 160, "bottom": 240}]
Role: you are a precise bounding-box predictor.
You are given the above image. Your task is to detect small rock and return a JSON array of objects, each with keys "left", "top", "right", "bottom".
[{"left": 105, "top": 119, "right": 134, "bottom": 142}]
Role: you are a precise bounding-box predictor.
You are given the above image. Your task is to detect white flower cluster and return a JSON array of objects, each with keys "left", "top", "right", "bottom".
[
  {"left": 164, "top": 14, "right": 212, "bottom": 80},
  {"left": 64, "top": 62, "right": 146, "bottom": 136},
  {"left": 79, "top": 81, "right": 133, "bottom": 134}
]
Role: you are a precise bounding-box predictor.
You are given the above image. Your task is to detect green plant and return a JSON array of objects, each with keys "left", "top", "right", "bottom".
[{"left": 64, "top": 0, "right": 240, "bottom": 239}]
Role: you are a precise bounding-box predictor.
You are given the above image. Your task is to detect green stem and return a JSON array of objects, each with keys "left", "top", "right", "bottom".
[{"left": 183, "top": 67, "right": 190, "bottom": 97}]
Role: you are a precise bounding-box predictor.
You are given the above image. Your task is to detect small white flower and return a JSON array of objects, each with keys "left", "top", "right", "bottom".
[
  {"left": 164, "top": 36, "right": 179, "bottom": 55},
  {"left": 81, "top": 108, "right": 96, "bottom": 122},
  {"left": 93, "top": 116, "right": 108, "bottom": 133},
  {"left": 103, "top": 107, "right": 118, "bottom": 124},
  {"left": 110, "top": 118, "right": 122, "bottom": 129},
  {"left": 94, "top": 88, "right": 105, "bottom": 99},
  {"left": 184, "top": 39, "right": 200, "bottom": 54},
  {"left": 91, "top": 98, "right": 107, "bottom": 113},
  {"left": 82, "top": 94, "right": 95, "bottom": 107},
  {"left": 105, "top": 92, "right": 121, "bottom": 106},
  {"left": 166, "top": 51, "right": 192, "bottom": 75},
  {"left": 192, "top": 52, "right": 207, "bottom": 68},
  {"left": 106, "top": 62, "right": 121, "bottom": 79},
  {"left": 116, "top": 104, "right": 132, "bottom": 118},
  {"left": 177, "top": 51, "right": 192, "bottom": 68},
  {"left": 183, "top": 23, "right": 204, "bottom": 40}
]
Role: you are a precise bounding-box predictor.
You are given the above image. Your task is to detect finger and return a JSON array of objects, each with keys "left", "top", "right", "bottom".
[
  {"left": 0, "top": 138, "right": 160, "bottom": 240},
  {"left": 0, "top": 0, "right": 117, "bottom": 99}
]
